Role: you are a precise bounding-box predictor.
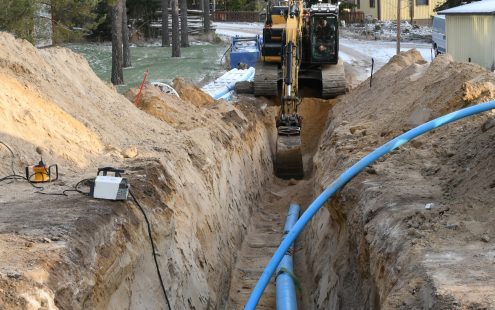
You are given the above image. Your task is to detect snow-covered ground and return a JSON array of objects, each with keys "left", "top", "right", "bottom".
[
  {"left": 213, "top": 22, "right": 264, "bottom": 38},
  {"left": 342, "top": 20, "right": 432, "bottom": 41}
]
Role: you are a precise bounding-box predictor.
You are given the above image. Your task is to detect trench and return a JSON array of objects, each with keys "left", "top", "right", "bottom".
[{"left": 87, "top": 96, "right": 376, "bottom": 310}]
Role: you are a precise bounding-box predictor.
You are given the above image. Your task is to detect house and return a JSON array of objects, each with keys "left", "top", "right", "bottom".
[
  {"left": 356, "top": 0, "right": 444, "bottom": 24},
  {"left": 438, "top": 0, "right": 495, "bottom": 70}
]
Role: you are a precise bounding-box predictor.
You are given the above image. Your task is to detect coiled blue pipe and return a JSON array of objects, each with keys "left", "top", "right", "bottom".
[
  {"left": 245, "top": 100, "right": 495, "bottom": 309},
  {"left": 275, "top": 203, "right": 300, "bottom": 310}
]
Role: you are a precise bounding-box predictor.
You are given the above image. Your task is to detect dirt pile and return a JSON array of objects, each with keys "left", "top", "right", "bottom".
[
  {"left": 303, "top": 50, "right": 495, "bottom": 308},
  {"left": 0, "top": 32, "right": 275, "bottom": 309},
  {"left": 172, "top": 77, "right": 216, "bottom": 107}
]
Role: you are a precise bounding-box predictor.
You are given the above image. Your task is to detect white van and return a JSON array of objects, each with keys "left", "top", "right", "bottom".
[{"left": 432, "top": 15, "right": 446, "bottom": 55}]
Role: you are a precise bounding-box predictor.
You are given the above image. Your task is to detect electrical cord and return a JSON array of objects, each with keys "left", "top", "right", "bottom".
[
  {"left": 129, "top": 190, "right": 172, "bottom": 310},
  {"left": 34, "top": 178, "right": 93, "bottom": 196},
  {"left": 0, "top": 174, "right": 44, "bottom": 189}
]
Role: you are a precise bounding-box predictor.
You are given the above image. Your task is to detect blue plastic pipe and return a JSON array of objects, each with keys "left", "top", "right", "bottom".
[
  {"left": 275, "top": 203, "right": 300, "bottom": 310},
  {"left": 245, "top": 100, "right": 495, "bottom": 309}
]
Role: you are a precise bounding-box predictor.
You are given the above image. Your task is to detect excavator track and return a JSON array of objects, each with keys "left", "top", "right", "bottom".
[
  {"left": 321, "top": 59, "right": 346, "bottom": 98},
  {"left": 254, "top": 61, "right": 279, "bottom": 97}
]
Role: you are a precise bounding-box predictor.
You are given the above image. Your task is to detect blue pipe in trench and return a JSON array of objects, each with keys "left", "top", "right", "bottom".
[
  {"left": 245, "top": 100, "right": 495, "bottom": 309},
  {"left": 275, "top": 203, "right": 300, "bottom": 310}
]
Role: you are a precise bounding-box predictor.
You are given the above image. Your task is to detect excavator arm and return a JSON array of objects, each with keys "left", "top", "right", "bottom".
[{"left": 274, "top": 0, "right": 305, "bottom": 179}]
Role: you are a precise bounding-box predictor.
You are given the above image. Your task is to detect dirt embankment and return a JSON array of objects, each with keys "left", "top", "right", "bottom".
[
  {"left": 303, "top": 50, "right": 495, "bottom": 309},
  {"left": 0, "top": 32, "right": 275, "bottom": 309}
]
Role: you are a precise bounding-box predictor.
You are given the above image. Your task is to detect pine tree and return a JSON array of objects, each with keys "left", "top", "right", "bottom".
[
  {"left": 203, "top": 0, "right": 210, "bottom": 33},
  {"left": 171, "top": 0, "right": 180, "bottom": 57},
  {"left": 122, "top": 0, "right": 131, "bottom": 67},
  {"left": 0, "top": 0, "right": 38, "bottom": 43},
  {"left": 111, "top": 0, "right": 124, "bottom": 85},
  {"left": 50, "top": 0, "right": 101, "bottom": 43},
  {"left": 180, "top": 0, "right": 189, "bottom": 47},
  {"left": 161, "top": 0, "right": 170, "bottom": 47}
]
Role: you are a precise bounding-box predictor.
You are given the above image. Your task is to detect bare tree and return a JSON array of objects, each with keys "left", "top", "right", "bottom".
[
  {"left": 122, "top": 0, "right": 131, "bottom": 68},
  {"left": 180, "top": 0, "right": 189, "bottom": 47},
  {"left": 111, "top": 0, "right": 124, "bottom": 85},
  {"left": 171, "top": 0, "right": 180, "bottom": 57},
  {"left": 203, "top": 0, "right": 210, "bottom": 33},
  {"left": 161, "top": 0, "right": 170, "bottom": 46}
]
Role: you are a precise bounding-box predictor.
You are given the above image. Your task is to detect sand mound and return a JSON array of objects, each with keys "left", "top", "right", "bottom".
[
  {"left": 306, "top": 49, "right": 495, "bottom": 308},
  {"left": 0, "top": 31, "right": 277, "bottom": 310},
  {"left": 330, "top": 50, "right": 495, "bottom": 144},
  {"left": 172, "top": 77, "right": 215, "bottom": 107},
  {"left": 0, "top": 32, "right": 178, "bottom": 175}
]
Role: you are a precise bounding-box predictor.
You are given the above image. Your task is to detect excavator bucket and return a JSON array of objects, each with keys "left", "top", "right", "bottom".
[{"left": 275, "top": 134, "right": 304, "bottom": 179}]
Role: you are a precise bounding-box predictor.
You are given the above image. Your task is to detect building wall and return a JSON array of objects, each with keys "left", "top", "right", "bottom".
[
  {"left": 357, "top": 0, "right": 379, "bottom": 20},
  {"left": 382, "top": 0, "right": 444, "bottom": 20},
  {"left": 446, "top": 15, "right": 495, "bottom": 70},
  {"left": 360, "top": 0, "right": 443, "bottom": 21}
]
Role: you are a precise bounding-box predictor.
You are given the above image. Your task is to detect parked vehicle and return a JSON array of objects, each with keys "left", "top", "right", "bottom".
[{"left": 432, "top": 15, "right": 446, "bottom": 55}]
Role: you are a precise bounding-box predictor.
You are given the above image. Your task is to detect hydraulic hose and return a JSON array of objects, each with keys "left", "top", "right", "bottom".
[{"left": 245, "top": 100, "right": 495, "bottom": 309}]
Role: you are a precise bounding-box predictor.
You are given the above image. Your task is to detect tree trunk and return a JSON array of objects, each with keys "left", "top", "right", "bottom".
[
  {"left": 171, "top": 0, "right": 180, "bottom": 57},
  {"left": 203, "top": 0, "right": 210, "bottom": 33},
  {"left": 161, "top": 0, "right": 170, "bottom": 46},
  {"left": 122, "top": 0, "right": 131, "bottom": 68},
  {"left": 111, "top": 0, "right": 124, "bottom": 85},
  {"left": 180, "top": 0, "right": 189, "bottom": 47},
  {"left": 408, "top": 0, "right": 414, "bottom": 24},
  {"left": 396, "top": 0, "right": 401, "bottom": 55}
]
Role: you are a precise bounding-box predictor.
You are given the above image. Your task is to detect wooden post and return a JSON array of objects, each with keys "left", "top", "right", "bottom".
[{"left": 396, "top": 0, "right": 401, "bottom": 55}]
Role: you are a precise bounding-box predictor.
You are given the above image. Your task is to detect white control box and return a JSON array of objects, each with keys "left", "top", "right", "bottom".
[{"left": 91, "top": 176, "right": 129, "bottom": 200}]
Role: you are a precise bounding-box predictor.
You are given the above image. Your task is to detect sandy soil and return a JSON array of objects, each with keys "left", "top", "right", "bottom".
[
  {"left": 303, "top": 50, "right": 495, "bottom": 309},
  {"left": 0, "top": 32, "right": 275, "bottom": 309},
  {"left": 2, "top": 25, "right": 495, "bottom": 310}
]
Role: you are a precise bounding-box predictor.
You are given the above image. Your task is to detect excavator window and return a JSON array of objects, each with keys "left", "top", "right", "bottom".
[{"left": 311, "top": 15, "right": 337, "bottom": 63}]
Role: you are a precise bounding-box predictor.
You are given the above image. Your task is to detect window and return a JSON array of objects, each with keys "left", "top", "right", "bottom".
[
  {"left": 370, "top": 0, "right": 375, "bottom": 8},
  {"left": 357, "top": 0, "right": 361, "bottom": 9},
  {"left": 416, "top": 0, "right": 428, "bottom": 5}
]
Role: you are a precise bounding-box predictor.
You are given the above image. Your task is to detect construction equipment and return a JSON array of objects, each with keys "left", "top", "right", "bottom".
[
  {"left": 90, "top": 167, "right": 129, "bottom": 201},
  {"left": 25, "top": 159, "right": 58, "bottom": 183},
  {"left": 255, "top": 0, "right": 346, "bottom": 179}
]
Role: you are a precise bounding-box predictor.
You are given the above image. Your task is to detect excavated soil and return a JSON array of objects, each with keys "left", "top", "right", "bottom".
[
  {"left": 303, "top": 50, "right": 495, "bottom": 309},
  {"left": 0, "top": 32, "right": 277, "bottom": 309},
  {"left": 2, "top": 30, "right": 495, "bottom": 310}
]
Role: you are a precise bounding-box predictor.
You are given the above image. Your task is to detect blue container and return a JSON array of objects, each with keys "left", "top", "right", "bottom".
[{"left": 230, "top": 35, "right": 262, "bottom": 69}]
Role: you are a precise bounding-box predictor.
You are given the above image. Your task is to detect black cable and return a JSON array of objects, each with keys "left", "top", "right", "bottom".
[
  {"left": 129, "top": 190, "right": 172, "bottom": 310},
  {"left": 32, "top": 178, "right": 93, "bottom": 196},
  {"left": 0, "top": 174, "right": 43, "bottom": 189}
]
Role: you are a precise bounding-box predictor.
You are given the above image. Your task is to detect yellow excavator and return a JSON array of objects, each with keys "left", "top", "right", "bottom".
[{"left": 255, "top": 0, "right": 346, "bottom": 179}]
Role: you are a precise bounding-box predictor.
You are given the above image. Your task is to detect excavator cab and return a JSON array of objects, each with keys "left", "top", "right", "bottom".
[{"left": 310, "top": 14, "right": 338, "bottom": 64}]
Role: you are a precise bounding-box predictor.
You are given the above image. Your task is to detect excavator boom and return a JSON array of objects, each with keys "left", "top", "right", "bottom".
[{"left": 256, "top": 0, "right": 346, "bottom": 179}]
